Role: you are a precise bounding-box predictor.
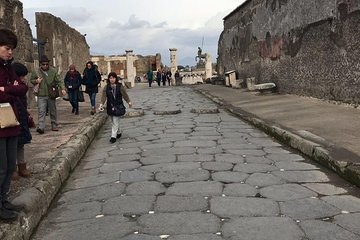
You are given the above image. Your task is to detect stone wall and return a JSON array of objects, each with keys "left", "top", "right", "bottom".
[
  {"left": 218, "top": 0, "right": 360, "bottom": 105},
  {"left": 36, "top": 12, "right": 90, "bottom": 78},
  {"left": 0, "top": 0, "right": 34, "bottom": 66}
]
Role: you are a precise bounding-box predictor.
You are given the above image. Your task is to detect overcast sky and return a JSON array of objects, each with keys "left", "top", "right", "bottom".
[{"left": 21, "top": 0, "right": 244, "bottom": 66}]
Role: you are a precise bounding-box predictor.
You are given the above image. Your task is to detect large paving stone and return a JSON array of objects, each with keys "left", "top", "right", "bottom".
[
  {"left": 64, "top": 173, "right": 119, "bottom": 190},
  {"left": 103, "top": 195, "right": 156, "bottom": 215},
  {"left": 120, "top": 234, "right": 161, "bottom": 240},
  {"left": 100, "top": 161, "right": 142, "bottom": 173},
  {"left": 106, "top": 154, "right": 141, "bottom": 163},
  {"left": 155, "top": 169, "right": 210, "bottom": 183},
  {"left": 34, "top": 216, "right": 137, "bottom": 240},
  {"left": 211, "top": 172, "right": 249, "bottom": 183},
  {"left": 140, "top": 155, "right": 177, "bottom": 165},
  {"left": 138, "top": 212, "right": 220, "bottom": 235},
  {"left": 334, "top": 213, "right": 360, "bottom": 235},
  {"left": 223, "top": 183, "right": 258, "bottom": 197},
  {"left": 210, "top": 197, "right": 279, "bottom": 217},
  {"left": 266, "top": 153, "right": 304, "bottom": 162},
  {"left": 244, "top": 156, "right": 273, "bottom": 164},
  {"left": 226, "top": 149, "right": 266, "bottom": 157},
  {"left": 280, "top": 198, "right": 341, "bottom": 220},
  {"left": 142, "top": 147, "right": 197, "bottom": 156},
  {"left": 154, "top": 195, "right": 208, "bottom": 213},
  {"left": 260, "top": 184, "right": 317, "bottom": 201},
  {"left": 300, "top": 220, "right": 360, "bottom": 240},
  {"left": 140, "top": 162, "right": 200, "bottom": 173},
  {"left": 222, "top": 217, "right": 305, "bottom": 240},
  {"left": 322, "top": 195, "right": 360, "bottom": 212},
  {"left": 197, "top": 147, "right": 223, "bottom": 154},
  {"left": 201, "top": 162, "right": 233, "bottom": 171},
  {"left": 109, "top": 147, "right": 142, "bottom": 155},
  {"left": 215, "top": 154, "right": 244, "bottom": 164},
  {"left": 220, "top": 143, "right": 260, "bottom": 150},
  {"left": 166, "top": 181, "right": 223, "bottom": 196},
  {"left": 59, "top": 182, "right": 126, "bottom": 204},
  {"left": 245, "top": 173, "right": 286, "bottom": 187},
  {"left": 168, "top": 234, "right": 224, "bottom": 240},
  {"left": 141, "top": 142, "right": 173, "bottom": 150},
  {"left": 174, "top": 140, "right": 216, "bottom": 148},
  {"left": 275, "top": 161, "right": 319, "bottom": 171},
  {"left": 301, "top": 183, "right": 347, "bottom": 195},
  {"left": 47, "top": 202, "right": 102, "bottom": 223},
  {"left": 273, "top": 170, "right": 330, "bottom": 183},
  {"left": 177, "top": 154, "right": 214, "bottom": 162},
  {"left": 125, "top": 181, "right": 166, "bottom": 195},
  {"left": 120, "top": 170, "right": 154, "bottom": 183},
  {"left": 233, "top": 163, "right": 278, "bottom": 173}
]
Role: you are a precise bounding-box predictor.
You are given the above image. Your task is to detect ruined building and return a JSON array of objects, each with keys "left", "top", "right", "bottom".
[
  {"left": 36, "top": 12, "right": 90, "bottom": 78},
  {"left": 0, "top": 0, "right": 34, "bottom": 68},
  {"left": 92, "top": 53, "right": 162, "bottom": 79},
  {"left": 218, "top": 0, "right": 360, "bottom": 105}
]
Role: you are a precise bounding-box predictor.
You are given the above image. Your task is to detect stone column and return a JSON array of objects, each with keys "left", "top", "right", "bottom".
[
  {"left": 205, "top": 53, "right": 212, "bottom": 80},
  {"left": 107, "top": 61, "right": 111, "bottom": 75},
  {"left": 126, "top": 49, "right": 135, "bottom": 88},
  {"left": 169, "top": 48, "right": 177, "bottom": 85}
]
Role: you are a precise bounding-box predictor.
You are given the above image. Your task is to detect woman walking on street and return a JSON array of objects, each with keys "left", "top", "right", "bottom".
[
  {"left": 64, "top": 64, "right": 81, "bottom": 115},
  {"left": 99, "top": 72, "right": 132, "bottom": 144},
  {"left": 0, "top": 29, "right": 28, "bottom": 221},
  {"left": 82, "top": 61, "right": 101, "bottom": 115}
]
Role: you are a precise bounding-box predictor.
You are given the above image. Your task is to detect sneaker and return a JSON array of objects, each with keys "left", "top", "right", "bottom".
[
  {"left": 36, "top": 128, "right": 44, "bottom": 134},
  {"left": 109, "top": 137, "right": 116, "bottom": 143},
  {"left": 0, "top": 207, "right": 17, "bottom": 221},
  {"left": 2, "top": 200, "right": 24, "bottom": 212},
  {"left": 51, "top": 127, "right": 59, "bottom": 131},
  {"left": 116, "top": 133, "right": 122, "bottom": 139}
]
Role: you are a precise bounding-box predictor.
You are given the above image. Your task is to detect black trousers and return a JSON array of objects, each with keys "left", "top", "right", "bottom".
[{"left": 0, "top": 136, "right": 17, "bottom": 201}]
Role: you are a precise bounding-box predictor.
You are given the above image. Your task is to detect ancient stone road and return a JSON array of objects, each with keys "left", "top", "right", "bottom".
[{"left": 32, "top": 86, "right": 360, "bottom": 240}]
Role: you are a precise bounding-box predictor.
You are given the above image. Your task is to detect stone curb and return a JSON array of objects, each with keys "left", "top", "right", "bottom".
[
  {"left": 0, "top": 113, "right": 108, "bottom": 240},
  {"left": 195, "top": 89, "right": 360, "bottom": 187}
]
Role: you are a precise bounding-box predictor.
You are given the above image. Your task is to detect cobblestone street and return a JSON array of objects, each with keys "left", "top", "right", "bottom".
[{"left": 31, "top": 86, "right": 360, "bottom": 240}]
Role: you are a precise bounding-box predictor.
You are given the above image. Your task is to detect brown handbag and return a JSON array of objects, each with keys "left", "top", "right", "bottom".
[{"left": 0, "top": 103, "right": 20, "bottom": 128}]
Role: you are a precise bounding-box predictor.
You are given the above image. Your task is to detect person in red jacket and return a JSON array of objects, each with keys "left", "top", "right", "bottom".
[{"left": 0, "top": 29, "right": 28, "bottom": 221}]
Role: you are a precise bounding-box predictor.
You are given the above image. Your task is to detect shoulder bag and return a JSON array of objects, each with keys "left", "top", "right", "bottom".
[{"left": 0, "top": 103, "right": 20, "bottom": 128}]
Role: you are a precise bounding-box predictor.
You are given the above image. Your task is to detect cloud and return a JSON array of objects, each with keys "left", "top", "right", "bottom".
[{"left": 21, "top": 0, "right": 244, "bottom": 66}]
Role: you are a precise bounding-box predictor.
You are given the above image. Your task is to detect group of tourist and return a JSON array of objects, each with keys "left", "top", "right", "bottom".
[
  {"left": 0, "top": 28, "right": 133, "bottom": 221},
  {"left": 146, "top": 69, "right": 181, "bottom": 87}
]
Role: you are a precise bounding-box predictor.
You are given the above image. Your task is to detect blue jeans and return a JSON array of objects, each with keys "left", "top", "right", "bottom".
[
  {"left": 88, "top": 92, "right": 96, "bottom": 108},
  {"left": 68, "top": 89, "right": 79, "bottom": 111},
  {"left": 0, "top": 136, "right": 17, "bottom": 201}
]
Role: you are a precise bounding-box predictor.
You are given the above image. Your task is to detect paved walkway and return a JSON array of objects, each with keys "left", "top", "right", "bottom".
[{"left": 27, "top": 86, "right": 359, "bottom": 240}]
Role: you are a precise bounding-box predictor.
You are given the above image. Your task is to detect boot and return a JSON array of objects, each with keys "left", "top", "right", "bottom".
[
  {"left": 2, "top": 200, "right": 24, "bottom": 212},
  {"left": 18, "top": 163, "right": 31, "bottom": 178},
  {"left": 90, "top": 107, "right": 95, "bottom": 115},
  {"left": 11, "top": 171, "right": 19, "bottom": 181},
  {"left": 0, "top": 207, "right": 17, "bottom": 221}
]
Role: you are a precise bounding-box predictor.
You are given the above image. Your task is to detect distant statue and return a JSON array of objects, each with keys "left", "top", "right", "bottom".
[{"left": 195, "top": 47, "right": 206, "bottom": 63}]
